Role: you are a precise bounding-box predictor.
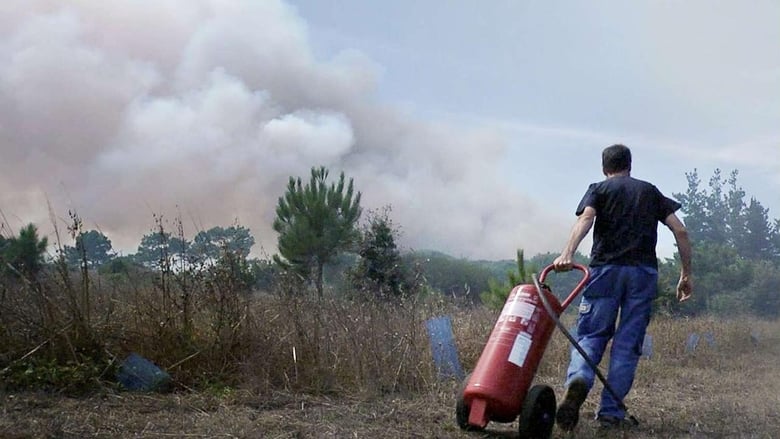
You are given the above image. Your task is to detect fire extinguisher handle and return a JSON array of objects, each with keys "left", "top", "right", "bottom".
[{"left": 539, "top": 263, "right": 590, "bottom": 310}]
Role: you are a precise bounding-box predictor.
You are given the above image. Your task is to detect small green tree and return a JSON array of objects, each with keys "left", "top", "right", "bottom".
[
  {"left": 3, "top": 224, "right": 49, "bottom": 280},
  {"left": 273, "top": 166, "right": 362, "bottom": 298},
  {"left": 481, "top": 249, "right": 530, "bottom": 309},
  {"left": 350, "top": 207, "right": 407, "bottom": 299}
]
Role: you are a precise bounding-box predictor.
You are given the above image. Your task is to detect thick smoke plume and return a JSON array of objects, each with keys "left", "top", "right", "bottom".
[{"left": 0, "top": 0, "right": 567, "bottom": 259}]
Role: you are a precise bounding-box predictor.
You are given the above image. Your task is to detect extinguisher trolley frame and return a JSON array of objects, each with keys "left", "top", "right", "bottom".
[
  {"left": 538, "top": 263, "right": 590, "bottom": 309},
  {"left": 457, "top": 263, "right": 589, "bottom": 436}
]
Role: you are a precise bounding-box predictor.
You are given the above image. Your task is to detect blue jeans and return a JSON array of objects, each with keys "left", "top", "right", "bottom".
[{"left": 564, "top": 264, "right": 657, "bottom": 420}]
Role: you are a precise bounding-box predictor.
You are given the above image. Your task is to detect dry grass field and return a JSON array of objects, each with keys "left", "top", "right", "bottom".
[{"left": 2, "top": 314, "right": 779, "bottom": 439}]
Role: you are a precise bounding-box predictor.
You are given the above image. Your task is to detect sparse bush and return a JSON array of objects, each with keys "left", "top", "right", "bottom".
[
  {"left": 348, "top": 207, "right": 416, "bottom": 301},
  {"left": 0, "top": 213, "right": 465, "bottom": 397},
  {"left": 403, "top": 251, "right": 492, "bottom": 303},
  {"left": 1, "top": 356, "right": 114, "bottom": 395}
]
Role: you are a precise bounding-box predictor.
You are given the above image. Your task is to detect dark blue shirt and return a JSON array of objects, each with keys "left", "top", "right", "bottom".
[{"left": 576, "top": 176, "right": 681, "bottom": 269}]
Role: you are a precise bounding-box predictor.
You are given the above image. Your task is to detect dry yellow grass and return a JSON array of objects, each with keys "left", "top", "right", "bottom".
[{"left": 2, "top": 315, "right": 780, "bottom": 438}]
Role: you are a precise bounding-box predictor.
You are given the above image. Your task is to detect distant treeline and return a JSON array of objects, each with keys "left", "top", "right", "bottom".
[{"left": 2, "top": 167, "right": 779, "bottom": 316}]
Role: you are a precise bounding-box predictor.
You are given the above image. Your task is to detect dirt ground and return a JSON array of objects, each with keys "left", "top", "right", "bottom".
[
  {"left": 3, "top": 331, "right": 780, "bottom": 438},
  {"left": 2, "top": 367, "right": 779, "bottom": 439}
]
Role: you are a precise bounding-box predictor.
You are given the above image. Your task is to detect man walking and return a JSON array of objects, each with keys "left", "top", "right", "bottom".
[{"left": 552, "top": 144, "right": 693, "bottom": 430}]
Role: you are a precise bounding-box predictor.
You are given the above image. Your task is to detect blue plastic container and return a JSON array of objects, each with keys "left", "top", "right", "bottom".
[
  {"left": 426, "top": 316, "right": 465, "bottom": 380},
  {"left": 116, "top": 353, "right": 172, "bottom": 392}
]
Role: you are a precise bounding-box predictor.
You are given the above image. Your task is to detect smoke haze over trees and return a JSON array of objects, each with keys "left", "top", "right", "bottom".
[
  {"left": 0, "top": 0, "right": 566, "bottom": 260},
  {"left": 1, "top": 2, "right": 778, "bottom": 315}
]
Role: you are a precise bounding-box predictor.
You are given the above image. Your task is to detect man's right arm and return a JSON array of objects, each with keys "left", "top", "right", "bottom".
[
  {"left": 553, "top": 206, "right": 596, "bottom": 271},
  {"left": 664, "top": 213, "right": 693, "bottom": 302}
]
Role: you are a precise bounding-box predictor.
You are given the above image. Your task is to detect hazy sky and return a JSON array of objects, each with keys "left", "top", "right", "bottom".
[{"left": 1, "top": 1, "right": 778, "bottom": 260}]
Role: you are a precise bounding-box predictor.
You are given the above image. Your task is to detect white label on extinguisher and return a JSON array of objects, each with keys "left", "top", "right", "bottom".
[
  {"left": 508, "top": 331, "right": 533, "bottom": 367},
  {"left": 506, "top": 300, "right": 535, "bottom": 322}
]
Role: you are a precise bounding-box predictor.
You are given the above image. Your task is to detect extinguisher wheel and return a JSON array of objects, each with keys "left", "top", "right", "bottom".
[
  {"left": 518, "top": 384, "right": 556, "bottom": 439},
  {"left": 455, "top": 373, "right": 485, "bottom": 431}
]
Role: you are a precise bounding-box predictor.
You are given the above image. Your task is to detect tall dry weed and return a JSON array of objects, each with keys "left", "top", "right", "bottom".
[{"left": 1, "top": 212, "right": 774, "bottom": 402}]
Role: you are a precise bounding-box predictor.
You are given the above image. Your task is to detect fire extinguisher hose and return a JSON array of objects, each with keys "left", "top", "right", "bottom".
[{"left": 532, "top": 273, "right": 639, "bottom": 425}]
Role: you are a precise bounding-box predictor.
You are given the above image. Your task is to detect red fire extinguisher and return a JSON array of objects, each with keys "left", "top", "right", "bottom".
[{"left": 456, "top": 264, "right": 589, "bottom": 438}]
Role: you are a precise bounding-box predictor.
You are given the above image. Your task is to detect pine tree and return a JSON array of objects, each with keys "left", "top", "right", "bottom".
[
  {"left": 741, "top": 197, "right": 774, "bottom": 260},
  {"left": 273, "top": 166, "right": 362, "bottom": 298},
  {"left": 480, "top": 249, "right": 529, "bottom": 309},
  {"left": 64, "top": 230, "right": 114, "bottom": 268},
  {"left": 3, "top": 224, "right": 48, "bottom": 279}
]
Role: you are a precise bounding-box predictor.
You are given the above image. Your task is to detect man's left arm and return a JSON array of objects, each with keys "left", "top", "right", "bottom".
[{"left": 664, "top": 213, "right": 693, "bottom": 302}]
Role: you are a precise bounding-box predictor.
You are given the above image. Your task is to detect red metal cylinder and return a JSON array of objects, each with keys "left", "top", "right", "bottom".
[
  {"left": 463, "top": 284, "right": 561, "bottom": 426},
  {"left": 461, "top": 264, "right": 588, "bottom": 428}
]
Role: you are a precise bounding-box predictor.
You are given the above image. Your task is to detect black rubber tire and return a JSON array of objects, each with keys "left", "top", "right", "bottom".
[
  {"left": 455, "top": 373, "right": 484, "bottom": 431},
  {"left": 517, "top": 384, "right": 556, "bottom": 439}
]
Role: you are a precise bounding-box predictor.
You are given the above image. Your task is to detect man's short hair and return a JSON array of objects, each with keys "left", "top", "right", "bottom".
[{"left": 602, "top": 144, "right": 632, "bottom": 174}]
